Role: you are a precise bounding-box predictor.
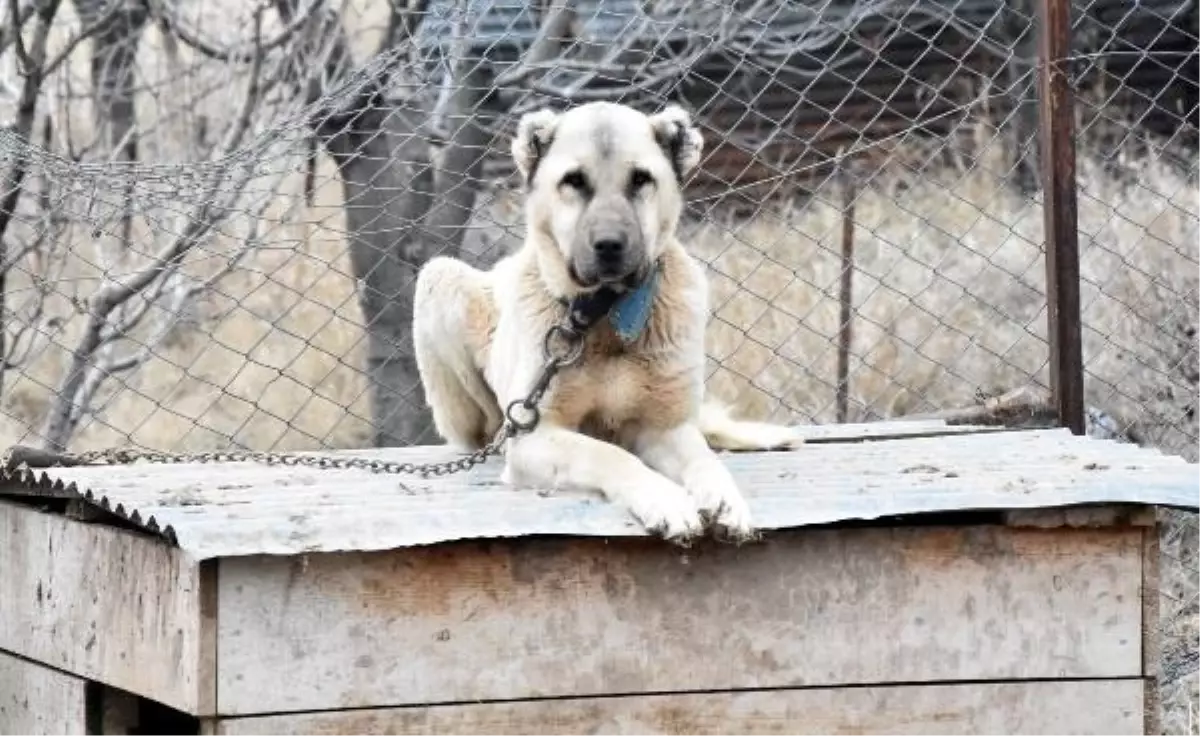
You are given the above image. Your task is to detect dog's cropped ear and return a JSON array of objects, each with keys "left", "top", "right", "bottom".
[
  {"left": 649, "top": 104, "right": 704, "bottom": 182},
  {"left": 512, "top": 109, "right": 561, "bottom": 185}
]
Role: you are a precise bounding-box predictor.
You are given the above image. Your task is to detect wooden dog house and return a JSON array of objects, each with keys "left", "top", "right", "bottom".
[{"left": 1, "top": 421, "right": 1196, "bottom": 734}]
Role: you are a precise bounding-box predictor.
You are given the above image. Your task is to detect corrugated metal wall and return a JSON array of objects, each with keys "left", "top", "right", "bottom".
[{"left": 417, "top": 0, "right": 1198, "bottom": 201}]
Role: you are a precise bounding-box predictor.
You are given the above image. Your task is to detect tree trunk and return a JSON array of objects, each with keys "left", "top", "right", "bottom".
[
  {"left": 321, "top": 98, "right": 439, "bottom": 446},
  {"left": 74, "top": 0, "right": 146, "bottom": 248},
  {"left": 0, "top": 0, "right": 63, "bottom": 397},
  {"left": 279, "top": 0, "right": 494, "bottom": 447},
  {"left": 317, "top": 70, "right": 494, "bottom": 445}
]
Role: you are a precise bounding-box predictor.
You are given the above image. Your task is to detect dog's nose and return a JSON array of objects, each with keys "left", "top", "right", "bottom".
[{"left": 593, "top": 238, "right": 625, "bottom": 266}]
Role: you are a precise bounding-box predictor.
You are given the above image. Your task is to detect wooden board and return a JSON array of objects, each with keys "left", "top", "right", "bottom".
[
  {"left": 0, "top": 650, "right": 88, "bottom": 735},
  {"left": 207, "top": 679, "right": 1144, "bottom": 735},
  {"left": 1140, "top": 524, "right": 1161, "bottom": 734},
  {"left": 216, "top": 525, "right": 1144, "bottom": 715},
  {"left": 0, "top": 501, "right": 207, "bottom": 714}
]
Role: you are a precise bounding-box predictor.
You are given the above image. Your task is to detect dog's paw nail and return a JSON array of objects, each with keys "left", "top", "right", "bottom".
[
  {"left": 712, "top": 504, "right": 755, "bottom": 543},
  {"left": 664, "top": 531, "right": 695, "bottom": 548},
  {"left": 715, "top": 522, "right": 759, "bottom": 545}
]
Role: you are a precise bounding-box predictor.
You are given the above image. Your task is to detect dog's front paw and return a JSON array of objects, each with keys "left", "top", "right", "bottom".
[
  {"left": 758, "top": 424, "right": 806, "bottom": 450},
  {"left": 713, "top": 491, "right": 756, "bottom": 543},
  {"left": 686, "top": 472, "right": 756, "bottom": 542},
  {"left": 626, "top": 476, "right": 703, "bottom": 544}
]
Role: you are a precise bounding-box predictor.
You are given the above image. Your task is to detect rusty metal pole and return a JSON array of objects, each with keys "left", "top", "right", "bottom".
[
  {"left": 1036, "top": 0, "right": 1086, "bottom": 435},
  {"left": 836, "top": 169, "right": 856, "bottom": 424}
]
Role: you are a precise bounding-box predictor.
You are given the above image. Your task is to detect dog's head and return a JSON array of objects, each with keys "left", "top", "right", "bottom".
[{"left": 511, "top": 101, "right": 703, "bottom": 290}]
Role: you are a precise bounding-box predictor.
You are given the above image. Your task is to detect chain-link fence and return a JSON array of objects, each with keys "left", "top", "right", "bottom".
[{"left": 0, "top": 0, "right": 1195, "bottom": 729}]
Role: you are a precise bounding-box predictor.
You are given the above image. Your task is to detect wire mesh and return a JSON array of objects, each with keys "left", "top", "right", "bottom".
[{"left": 0, "top": 0, "right": 1195, "bottom": 729}]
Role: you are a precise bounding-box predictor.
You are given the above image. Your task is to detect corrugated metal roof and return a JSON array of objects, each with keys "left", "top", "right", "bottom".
[{"left": 1, "top": 423, "right": 1195, "bottom": 560}]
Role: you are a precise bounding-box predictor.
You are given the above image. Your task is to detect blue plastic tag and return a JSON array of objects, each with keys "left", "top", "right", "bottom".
[{"left": 609, "top": 266, "right": 660, "bottom": 344}]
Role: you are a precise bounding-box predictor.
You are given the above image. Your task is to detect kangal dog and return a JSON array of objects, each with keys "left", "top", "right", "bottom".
[{"left": 413, "top": 101, "right": 804, "bottom": 542}]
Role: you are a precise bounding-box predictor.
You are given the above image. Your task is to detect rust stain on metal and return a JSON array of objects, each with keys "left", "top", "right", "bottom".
[{"left": 1037, "top": 0, "right": 1086, "bottom": 436}]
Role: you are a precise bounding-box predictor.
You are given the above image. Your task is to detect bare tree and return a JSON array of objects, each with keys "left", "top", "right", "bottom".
[
  {"left": 179, "top": 0, "right": 889, "bottom": 447},
  {"left": 271, "top": 0, "right": 493, "bottom": 446},
  {"left": 73, "top": 0, "right": 146, "bottom": 250},
  {"left": 0, "top": 0, "right": 59, "bottom": 397},
  {"left": 140, "top": 0, "right": 510, "bottom": 446},
  {"left": 37, "top": 8, "right": 280, "bottom": 450},
  {"left": 6, "top": 0, "right": 907, "bottom": 450}
]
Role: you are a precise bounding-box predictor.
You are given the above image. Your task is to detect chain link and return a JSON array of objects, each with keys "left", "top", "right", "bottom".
[{"left": 13, "top": 324, "right": 588, "bottom": 479}]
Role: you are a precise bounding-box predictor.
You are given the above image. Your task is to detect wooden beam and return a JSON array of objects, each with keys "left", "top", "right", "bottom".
[
  {"left": 0, "top": 501, "right": 209, "bottom": 715},
  {"left": 1141, "top": 523, "right": 1163, "bottom": 734},
  {"left": 0, "top": 650, "right": 88, "bottom": 734},
  {"left": 1036, "top": 0, "right": 1086, "bottom": 435},
  {"left": 215, "top": 526, "right": 1143, "bottom": 715},
  {"left": 207, "top": 679, "right": 1144, "bottom": 735}
]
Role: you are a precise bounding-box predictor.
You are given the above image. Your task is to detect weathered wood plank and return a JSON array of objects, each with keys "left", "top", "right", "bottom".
[
  {"left": 217, "top": 526, "right": 1144, "bottom": 715},
  {"left": 0, "top": 501, "right": 207, "bottom": 714},
  {"left": 0, "top": 650, "right": 88, "bottom": 735},
  {"left": 1004, "top": 505, "right": 1157, "bottom": 529},
  {"left": 784, "top": 419, "right": 1004, "bottom": 442},
  {"left": 208, "top": 679, "right": 1145, "bottom": 735},
  {"left": 197, "top": 560, "right": 219, "bottom": 716},
  {"left": 1141, "top": 524, "right": 1162, "bottom": 734}
]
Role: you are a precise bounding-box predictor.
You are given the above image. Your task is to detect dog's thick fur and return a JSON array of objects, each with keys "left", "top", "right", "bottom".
[{"left": 413, "top": 101, "right": 803, "bottom": 542}]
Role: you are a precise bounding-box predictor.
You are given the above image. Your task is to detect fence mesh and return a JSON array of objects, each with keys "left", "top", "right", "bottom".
[{"left": 0, "top": 0, "right": 1196, "bottom": 729}]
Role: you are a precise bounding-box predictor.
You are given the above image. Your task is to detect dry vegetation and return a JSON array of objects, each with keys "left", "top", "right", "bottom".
[
  {"left": 696, "top": 134, "right": 1196, "bottom": 435},
  {"left": 4, "top": 128, "right": 1194, "bottom": 456},
  {"left": 0, "top": 0, "right": 1195, "bottom": 731},
  {"left": 4, "top": 0, "right": 1190, "bottom": 460}
]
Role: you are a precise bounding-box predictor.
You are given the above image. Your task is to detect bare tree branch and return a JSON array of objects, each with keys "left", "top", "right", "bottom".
[
  {"left": 494, "top": 1, "right": 575, "bottom": 88},
  {"left": 376, "top": 0, "right": 429, "bottom": 58},
  {"left": 43, "top": 0, "right": 130, "bottom": 79},
  {"left": 5, "top": 0, "right": 31, "bottom": 72},
  {"left": 0, "top": 0, "right": 34, "bottom": 57},
  {"left": 40, "top": 7, "right": 270, "bottom": 449},
  {"left": 147, "top": 0, "right": 321, "bottom": 64},
  {"left": 3, "top": 115, "right": 63, "bottom": 372},
  {"left": 898, "top": 386, "right": 1060, "bottom": 431},
  {"left": 60, "top": 0, "right": 151, "bottom": 267},
  {"left": 68, "top": 197, "right": 273, "bottom": 433},
  {"left": 0, "top": 0, "right": 61, "bottom": 396}
]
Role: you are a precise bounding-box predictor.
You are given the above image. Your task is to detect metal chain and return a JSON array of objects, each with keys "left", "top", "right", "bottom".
[{"left": 14, "top": 324, "right": 587, "bottom": 479}]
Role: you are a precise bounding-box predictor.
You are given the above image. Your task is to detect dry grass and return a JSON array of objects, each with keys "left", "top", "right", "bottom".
[
  {"left": 693, "top": 135, "right": 1196, "bottom": 440},
  {"left": 6, "top": 131, "right": 1193, "bottom": 454}
]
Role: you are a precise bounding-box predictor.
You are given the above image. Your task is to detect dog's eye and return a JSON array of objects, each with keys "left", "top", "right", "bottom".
[
  {"left": 559, "top": 170, "right": 589, "bottom": 192},
  {"left": 629, "top": 168, "right": 654, "bottom": 192}
]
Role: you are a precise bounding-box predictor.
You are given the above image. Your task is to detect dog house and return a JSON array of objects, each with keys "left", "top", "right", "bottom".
[{"left": 1, "top": 420, "right": 1196, "bottom": 734}]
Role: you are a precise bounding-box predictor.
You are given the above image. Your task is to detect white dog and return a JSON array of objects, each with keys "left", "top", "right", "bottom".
[{"left": 413, "top": 101, "right": 803, "bottom": 542}]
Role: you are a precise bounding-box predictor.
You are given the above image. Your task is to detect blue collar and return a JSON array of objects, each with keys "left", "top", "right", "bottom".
[
  {"left": 561, "top": 262, "right": 661, "bottom": 345},
  {"left": 608, "top": 265, "right": 660, "bottom": 343}
]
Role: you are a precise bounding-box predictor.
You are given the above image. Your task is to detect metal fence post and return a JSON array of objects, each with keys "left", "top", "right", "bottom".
[
  {"left": 1037, "top": 0, "right": 1086, "bottom": 435},
  {"left": 836, "top": 165, "right": 856, "bottom": 425}
]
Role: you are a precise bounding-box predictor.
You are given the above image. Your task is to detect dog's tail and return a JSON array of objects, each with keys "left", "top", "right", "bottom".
[{"left": 698, "top": 399, "right": 804, "bottom": 452}]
